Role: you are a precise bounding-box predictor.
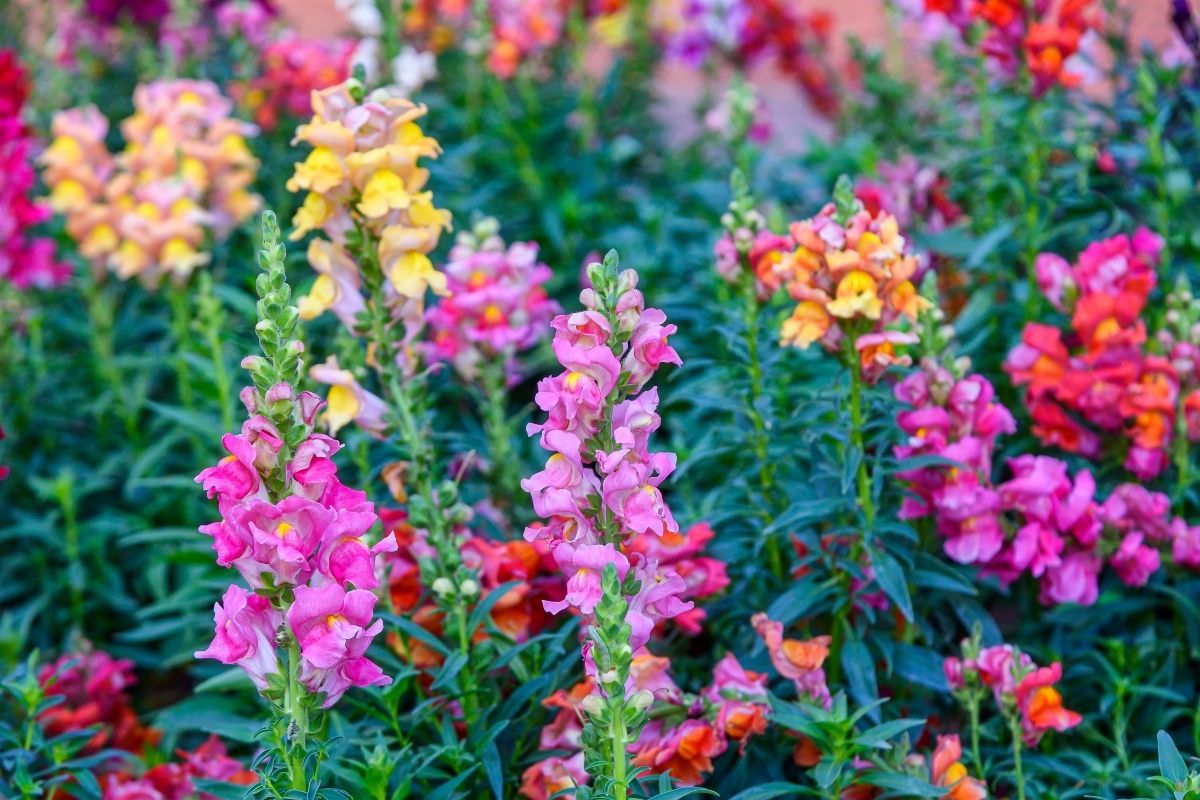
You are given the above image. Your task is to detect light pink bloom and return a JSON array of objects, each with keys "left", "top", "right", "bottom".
[
  {"left": 543, "top": 542, "right": 629, "bottom": 615},
  {"left": 1110, "top": 533, "right": 1160, "bottom": 587}
]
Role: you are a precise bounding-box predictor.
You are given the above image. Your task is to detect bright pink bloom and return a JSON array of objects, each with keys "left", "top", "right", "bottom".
[
  {"left": 287, "top": 583, "right": 390, "bottom": 706},
  {"left": 195, "top": 584, "right": 282, "bottom": 690},
  {"left": 543, "top": 542, "right": 629, "bottom": 615},
  {"left": 1110, "top": 533, "right": 1160, "bottom": 587},
  {"left": 1039, "top": 551, "right": 1101, "bottom": 606}
]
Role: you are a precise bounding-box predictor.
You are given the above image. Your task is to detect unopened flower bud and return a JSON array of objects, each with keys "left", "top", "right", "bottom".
[
  {"left": 581, "top": 694, "right": 605, "bottom": 717},
  {"left": 431, "top": 577, "right": 455, "bottom": 597},
  {"left": 265, "top": 382, "right": 293, "bottom": 404},
  {"left": 629, "top": 689, "right": 654, "bottom": 712},
  {"left": 599, "top": 669, "right": 620, "bottom": 686},
  {"left": 241, "top": 355, "right": 266, "bottom": 371},
  {"left": 616, "top": 268, "right": 638, "bottom": 295},
  {"left": 460, "top": 579, "right": 479, "bottom": 597}
]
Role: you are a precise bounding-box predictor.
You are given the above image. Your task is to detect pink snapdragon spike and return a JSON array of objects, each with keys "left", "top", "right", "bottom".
[
  {"left": 195, "top": 213, "right": 391, "bottom": 709},
  {"left": 424, "top": 219, "right": 559, "bottom": 383},
  {"left": 0, "top": 50, "right": 70, "bottom": 290},
  {"left": 522, "top": 253, "right": 696, "bottom": 665},
  {"left": 894, "top": 356, "right": 1197, "bottom": 605}
]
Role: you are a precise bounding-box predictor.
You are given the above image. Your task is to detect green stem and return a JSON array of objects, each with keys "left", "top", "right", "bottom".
[
  {"left": 54, "top": 474, "right": 84, "bottom": 634},
  {"left": 739, "top": 266, "right": 783, "bottom": 578},
  {"left": 200, "top": 280, "right": 234, "bottom": 433},
  {"left": 1009, "top": 714, "right": 1027, "bottom": 800},
  {"left": 1113, "top": 685, "right": 1130, "bottom": 772},
  {"left": 284, "top": 639, "right": 308, "bottom": 790},
  {"left": 168, "top": 282, "right": 196, "bottom": 413},
  {"left": 968, "top": 690, "right": 984, "bottom": 776},
  {"left": 849, "top": 355, "right": 874, "bottom": 527},
  {"left": 610, "top": 703, "right": 629, "bottom": 800},
  {"left": 485, "top": 77, "right": 545, "bottom": 203},
  {"left": 480, "top": 357, "right": 516, "bottom": 503},
  {"left": 84, "top": 280, "right": 140, "bottom": 445}
]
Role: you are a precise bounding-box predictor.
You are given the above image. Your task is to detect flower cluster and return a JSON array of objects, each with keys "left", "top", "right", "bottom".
[
  {"left": 423, "top": 218, "right": 559, "bottom": 382},
  {"left": 914, "top": 0, "right": 1097, "bottom": 95},
  {"left": 288, "top": 77, "right": 452, "bottom": 324},
  {"left": 655, "top": 0, "right": 839, "bottom": 115},
  {"left": 945, "top": 641, "right": 1081, "bottom": 745},
  {"left": 195, "top": 214, "right": 392, "bottom": 709},
  {"left": 1007, "top": 229, "right": 1178, "bottom": 479},
  {"left": 776, "top": 181, "right": 928, "bottom": 381},
  {"left": 232, "top": 36, "right": 355, "bottom": 132},
  {"left": 0, "top": 50, "right": 70, "bottom": 290},
  {"left": 521, "top": 650, "right": 770, "bottom": 796},
  {"left": 39, "top": 649, "right": 161, "bottom": 755},
  {"left": 37, "top": 648, "right": 256, "bottom": 798},
  {"left": 41, "top": 79, "right": 260, "bottom": 287},
  {"left": 854, "top": 155, "right": 964, "bottom": 237},
  {"left": 101, "top": 736, "right": 256, "bottom": 800},
  {"left": 522, "top": 256, "right": 689, "bottom": 661},
  {"left": 896, "top": 357, "right": 1199, "bottom": 605}
]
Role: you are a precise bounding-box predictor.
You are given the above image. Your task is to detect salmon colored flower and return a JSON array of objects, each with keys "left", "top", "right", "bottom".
[
  {"left": 751, "top": 612, "right": 831, "bottom": 707},
  {"left": 1015, "top": 663, "right": 1081, "bottom": 744},
  {"left": 931, "top": 735, "right": 987, "bottom": 800}
]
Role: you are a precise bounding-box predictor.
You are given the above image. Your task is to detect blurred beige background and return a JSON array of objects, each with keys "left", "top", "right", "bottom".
[{"left": 274, "top": 0, "right": 1174, "bottom": 48}]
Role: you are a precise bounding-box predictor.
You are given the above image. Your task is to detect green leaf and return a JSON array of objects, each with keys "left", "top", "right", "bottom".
[
  {"left": 841, "top": 640, "right": 879, "bottom": 723},
  {"left": 871, "top": 551, "right": 913, "bottom": 622},
  {"left": 430, "top": 652, "right": 469, "bottom": 692},
  {"left": 1157, "top": 730, "right": 1188, "bottom": 783},
  {"left": 857, "top": 771, "right": 944, "bottom": 797},
  {"left": 855, "top": 718, "right": 926, "bottom": 749},
  {"left": 727, "top": 783, "right": 807, "bottom": 800}
]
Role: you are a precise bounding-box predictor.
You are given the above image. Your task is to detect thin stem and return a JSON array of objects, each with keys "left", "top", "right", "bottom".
[
  {"left": 1113, "top": 685, "right": 1130, "bottom": 772},
  {"left": 479, "top": 356, "right": 517, "bottom": 503},
  {"left": 738, "top": 265, "right": 783, "bottom": 579},
  {"left": 968, "top": 690, "right": 984, "bottom": 776},
  {"left": 849, "top": 355, "right": 874, "bottom": 527},
  {"left": 84, "top": 280, "right": 140, "bottom": 445},
  {"left": 1009, "top": 714, "right": 1027, "bottom": 800}
]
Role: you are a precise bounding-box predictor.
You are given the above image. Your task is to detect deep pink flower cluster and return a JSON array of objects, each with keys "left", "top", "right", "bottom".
[
  {"left": 896, "top": 358, "right": 1200, "bottom": 605},
  {"left": 0, "top": 50, "right": 70, "bottom": 291},
  {"left": 424, "top": 226, "right": 559, "bottom": 382},
  {"left": 195, "top": 384, "right": 394, "bottom": 707},
  {"left": 944, "top": 643, "right": 1081, "bottom": 745},
  {"left": 521, "top": 264, "right": 689, "bottom": 665},
  {"left": 1008, "top": 229, "right": 1188, "bottom": 480}
]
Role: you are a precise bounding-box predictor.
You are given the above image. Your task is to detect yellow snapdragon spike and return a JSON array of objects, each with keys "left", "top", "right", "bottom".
[
  {"left": 358, "top": 169, "right": 411, "bottom": 218},
  {"left": 291, "top": 192, "right": 333, "bottom": 240},
  {"left": 288, "top": 146, "right": 346, "bottom": 194}
]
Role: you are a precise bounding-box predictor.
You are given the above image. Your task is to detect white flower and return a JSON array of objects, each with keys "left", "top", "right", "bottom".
[
  {"left": 335, "top": 0, "right": 384, "bottom": 36},
  {"left": 390, "top": 46, "right": 438, "bottom": 97}
]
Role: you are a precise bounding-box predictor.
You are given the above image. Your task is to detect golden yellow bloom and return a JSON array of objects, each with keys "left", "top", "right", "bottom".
[
  {"left": 48, "top": 179, "right": 89, "bottom": 212},
  {"left": 324, "top": 384, "right": 361, "bottom": 435},
  {"left": 888, "top": 279, "right": 930, "bottom": 320},
  {"left": 358, "top": 169, "right": 411, "bottom": 218},
  {"left": 298, "top": 274, "right": 339, "bottom": 320},
  {"left": 385, "top": 251, "right": 447, "bottom": 299},
  {"left": 288, "top": 146, "right": 346, "bottom": 194},
  {"left": 781, "top": 301, "right": 832, "bottom": 349},
  {"left": 827, "top": 270, "right": 883, "bottom": 320},
  {"left": 291, "top": 193, "right": 334, "bottom": 240},
  {"left": 80, "top": 223, "right": 119, "bottom": 259}
]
